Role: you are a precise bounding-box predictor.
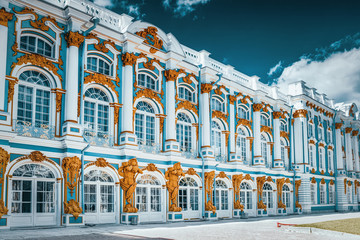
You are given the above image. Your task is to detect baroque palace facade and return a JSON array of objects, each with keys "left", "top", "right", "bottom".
[{"left": 0, "top": 0, "right": 360, "bottom": 229}]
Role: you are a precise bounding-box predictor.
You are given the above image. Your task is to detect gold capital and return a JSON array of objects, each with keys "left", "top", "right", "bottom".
[{"left": 0, "top": 8, "right": 13, "bottom": 27}]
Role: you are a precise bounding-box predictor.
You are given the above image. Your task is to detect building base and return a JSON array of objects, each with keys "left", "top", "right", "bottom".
[
  {"left": 204, "top": 211, "right": 217, "bottom": 220},
  {"left": 233, "top": 209, "right": 242, "bottom": 218},
  {"left": 257, "top": 209, "right": 268, "bottom": 216},
  {"left": 167, "top": 212, "right": 183, "bottom": 221},
  {"left": 121, "top": 213, "right": 139, "bottom": 225},
  {"left": 0, "top": 216, "right": 10, "bottom": 229},
  {"left": 62, "top": 214, "right": 84, "bottom": 227},
  {"left": 277, "top": 208, "right": 287, "bottom": 215}
]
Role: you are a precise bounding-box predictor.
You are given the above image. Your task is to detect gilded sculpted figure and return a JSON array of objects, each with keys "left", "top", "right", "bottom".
[
  {"left": 118, "top": 158, "right": 143, "bottom": 213},
  {"left": 64, "top": 199, "right": 82, "bottom": 220},
  {"left": 232, "top": 174, "right": 244, "bottom": 211},
  {"left": 204, "top": 171, "right": 216, "bottom": 214},
  {"left": 165, "top": 162, "right": 185, "bottom": 212}
]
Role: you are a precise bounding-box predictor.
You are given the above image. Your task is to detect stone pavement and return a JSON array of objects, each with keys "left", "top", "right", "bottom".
[{"left": 1, "top": 212, "right": 360, "bottom": 240}]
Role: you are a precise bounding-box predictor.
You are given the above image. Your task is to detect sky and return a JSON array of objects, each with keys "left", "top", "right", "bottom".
[{"left": 91, "top": 0, "right": 360, "bottom": 105}]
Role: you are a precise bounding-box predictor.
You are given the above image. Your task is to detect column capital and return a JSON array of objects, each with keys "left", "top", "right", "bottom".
[
  {"left": 65, "top": 31, "right": 84, "bottom": 48},
  {"left": 201, "top": 83, "right": 213, "bottom": 94},
  {"left": 335, "top": 122, "right": 343, "bottom": 129},
  {"left": 293, "top": 109, "right": 307, "bottom": 118},
  {"left": 121, "top": 52, "right": 138, "bottom": 66},
  {"left": 164, "top": 69, "right": 181, "bottom": 82},
  {"left": 272, "top": 111, "right": 282, "bottom": 119},
  {"left": 252, "top": 103, "right": 263, "bottom": 112},
  {"left": 345, "top": 127, "right": 352, "bottom": 134},
  {"left": 0, "top": 8, "right": 13, "bottom": 27},
  {"left": 229, "top": 95, "right": 236, "bottom": 105},
  {"left": 352, "top": 130, "right": 359, "bottom": 136}
]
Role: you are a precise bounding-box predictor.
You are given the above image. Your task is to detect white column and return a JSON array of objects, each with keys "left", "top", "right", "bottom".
[
  {"left": 352, "top": 130, "right": 359, "bottom": 172},
  {"left": 252, "top": 103, "right": 262, "bottom": 162},
  {"left": 0, "top": 9, "right": 13, "bottom": 111},
  {"left": 345, "top": 127, "right": 353, "bottom": 171},
  {"left": 229, "top": 95, "right": 236, "bottom": 154},
  {"left": 201, "top": 84, "right": 212, "bottom": 147},
  {"left": 335, "top": 123, "right": 344, "bottom": 170},
  {"left": 273, "top": 112, "right": 283, "bottom": 168},
  {"left": 293, "top": 110, "right": 307, "bottom": 165},
  {"left": 121, "top": 53, "right": 136, "bottom": 133},
  {"left": 64, "top": 31, "right": 84, "bottom": 123}
]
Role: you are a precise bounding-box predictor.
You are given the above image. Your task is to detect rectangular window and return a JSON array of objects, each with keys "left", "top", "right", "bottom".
[
  {"left": 100, "top": 185, "right": 114, "bottom": 213},
  {"left": 11, "top": 180, "right": 32, "bottom": 214},
  {"left": 136, "top": 187, "right": 147, "bottom": 212},
  {"left": 17, "top": 85, "right": 33, "bottom": 123},
  {"left": 309, "top": 145, "right": 314, "bottom": 167},
  {"left": 84, "top": 184, "right": 96, "bottom": 213},
  {"left": 35, "top": 89, "right": 50, "bottom": 126},
  {"left": 150, "top": 188, "right": 161, "bottom": 212},
  {"left": 84, "top": 101, "right": 96, "bottom": 130},
  {"left": 329, "top": 186, "right": 335, "bottom": 204},
  {"left": 311, "top": 184, "right": 316, "bottom": 204},
  {"left": 320, "top": 185, "right": 326, "bottom": 204},
  {"left": 135, "top": 113, "right": 144, "bottom": 144},
  {"left": 36, "top": 181, "right": 55, "bottom": 213}
]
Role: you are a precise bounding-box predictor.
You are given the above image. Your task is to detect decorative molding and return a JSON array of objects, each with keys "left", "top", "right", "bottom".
[
  {"left": 276, "top": 178, "right": 286, "bottom": 209},
  {"left": 118, "top": 158, "right": 143, "bottom": 213},
  {"left": 84, "top": 72, "right": 120, "bottom": 98},
  {"left": 293, "top": 109, "right": 307, "bottom": 118},
  {"left": 311, "top": 177, "right": 316, "bottom": 184},
  {"left": 252, "top": 103, "right": 263, "bottom": 112},
  {"left": 183, "top": 73, "right": 196, "bottom": 84},
  {"left": 142, "top": 163, "right": 162, "bottom": 174},
  {"left": 257, "top": 176, "right": 267, "bottom": 210},
  {"left": 6, "top": 76, "right": 18, "bottom": 103},
  {"left": 335, "top": 123, "right": 343, "bottom": 129},
  {"left": 0, "top": 200, "right": 8, "bottom": 219},
  {"left": 204, "top": 171, "right": 216, "bottom": 213},
  {"left": 165, "top": 162, "right": 185, "bottom": 212},
  {"left": 352, "top": 130, "right": 359, "bottom": 137},
  {"left": 236, "top": 118, "right": 252, "bottom": 131},
  {"left": 232, "top": 174, "right": 244, "bottom": 211},
  {"left": 185, "top": 168, "right": 200, "bottom": 178},
  {"left": 62, "top": 156, "right": 81, "bottom": 197},
  {"left": 176, "top": 100, "right": 198, "bottom": 116},
  {"left": 280, "top": 131, "right": 289, "bottom": 140},
  {"left": 272, "top": 111, "right": 282, "bottom": 119},
  {"left": 135, "top": 26, "right": 163, "bottom": 53},
  {"left": 134, "top": 88, "right": 164, "bottom": 109},
  {"left": 212, "top": 110, "right": 228, "bottom": 122},
  {"left": 11, "top": 54, "right": 62, "bottom": 85},
  {"left": 110, "top": 102, "right": 122, "bottom": 125},
  {"left": 214, "top": 85, "right": 226, "bottom": 95},
  {"left": 164, "top": 69, "right": 182, "bottom": 82},
  {"left": 229, "top": 95, "right": 236, "bottom": 105},
  {"left": 244, "top": 174, "right": 252, "bottom": 181},
  {"left": 51, "top": 88, "right": 65, "bottom": 113},
  {"left": 201, "top": 83, "right": 213, "bottom": 94},
  {"left": 65, "top": 31, "right": 84, "bottom": 48},
  {"left": 295, "top": 180, "right": 302, "bottom": 209},
  {"left": 0, "top": 148, "right": 10, "bottom": 219},
  {"left": 329, "top": 179, "right": 335, "bottom": 186},
  {"left": 261, "top": 125, "right": 272, "bottom": 136},
  {"left": 344, "top": 178, "right": 347, "bottom": 194},
  {"left": 64, "top": 199, "right": 82, "bottom": 220},
  {"left": 156, "top": 113, "right": 166, "bottom": 134},
  {"left": 0, "top": 8, "right": 13, "bottom": 27},
  {"left": 216, "top": 171, "right": 229, "bottom": 180},
  {"left": 122, "top": 52, "right": 138, "bottom": 66}
]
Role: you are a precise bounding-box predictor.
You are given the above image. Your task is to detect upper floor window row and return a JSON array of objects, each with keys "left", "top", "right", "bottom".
[
  {"left": 212, "top": 97, "right": 225, "bottom": 112},
  {"left": 87, "top": 56, "right": 113, "bottom": 76},
  {"left": 238, "top": 106, "right": 250, "bottom": 120},
  {"left": 261, "top": 114, "right": 271, "bottom": 126},
  {"left": 20, "top": 35, "right": 54, "bottom": 58},
  {"left": 178, "top": 85, "right": 196, "bottom": 103},
  {"left": 138, "top": 73, "right": 160, "bottom": 92}
]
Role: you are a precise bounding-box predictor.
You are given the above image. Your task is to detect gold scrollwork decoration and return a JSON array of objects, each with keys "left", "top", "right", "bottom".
[
  {"left": 176, "top": 100, "right": 198, "bottom": 116},
  {"left": 64, "top": 199, "right": 82, "bottom": 220},
  {"left": 205, "top": 171, "right": 216, "bottom": 213},
  {"left": 65, "top": 31, "right": 84, "bottom": 48},
  {"left": 212, "top": 110, "right": 228, "bottom": 123},
  {"left": 62, "top": 156, "right": 82, "bottom": 197},
  {"left": 133, "top": 88, "right": 164, "bottom": 110},
  {"left": 232, "top": 174, "right": 244, "bottom": 211},
  {"left": 84, "top": 72, "right": 119, "bottom": 98},
  {"left": 201, "top": 83, "right": 213, "bottom": 94},
  {"left": 135, "top": 26, "right": 163, "bottom": 53},
  {"left": 295, "top": 180, "right": 302, "bottom": 209},
  {"left": 252, "top": 103, "right": 263, "bottom": 112},
  {"left": 0, "top": 8, "right": 13, "bottom": 27}
]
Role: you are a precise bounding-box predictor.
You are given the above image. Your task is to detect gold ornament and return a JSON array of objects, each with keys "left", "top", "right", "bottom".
[
  {"left": 176, "top": 100, "right": 198, "bottom": 116},
  {"left": 252, "top": 103, "right": 263, "bottom": 112},
  {"left": 118, "top": 158, "right": 143, "bottom": 213},
  {"left": 335, "top": 123, "right": 343, "bottom": 129},
  {"left": 65, "top": 31, "right": 84, "bottom": 48},
  {"left": 122, "top": 52, "right": 138, "bottom": 66},
  {"left": 229, "top": 95, "right": 236, "bottom": 105},
  {"left": 293, "top": 109, "right": 308, "bottom": 118},
  {"left": 204, "top": 171, "right": 216, "bottom": 213},
  {"left": 212, "top": 110, "right": 228, "bottom": 123},
  {"left": 84, "top": 73, "right": 120, "bottom": 98},
  {"left": 0, "top": 200, "right": 8, "bottom": 219},
  {"left": 0, "top": 8, "right": 13, "bottom": 27},
  {"left": 201, "top": 83, "right": 213, "bottom": 94},
  {"left": 135, "top": 26, "right": 163, "bottom": 53},
  {"left": 62, "top": 156, "right": 82, "bottom": 197},
  {"left": 232, "top": 174, "right": 244, "bottom": 211},
  {"left": 165, "top": 162, "right": 185, "bottom": 212},
  {"left": 64, "top": 199, "right": 82, "bottom": 219}
]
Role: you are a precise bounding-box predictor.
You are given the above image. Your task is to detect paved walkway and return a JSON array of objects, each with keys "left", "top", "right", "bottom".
[{"left": 1, "top": 212, "right": 360, "bottom": 240}]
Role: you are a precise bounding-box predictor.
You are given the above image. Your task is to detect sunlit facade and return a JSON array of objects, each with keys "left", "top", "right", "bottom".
[{"left": 0, "top": 0, "right": 359, "bottom": 229}]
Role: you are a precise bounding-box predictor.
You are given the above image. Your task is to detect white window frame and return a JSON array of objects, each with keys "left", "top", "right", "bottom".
[
  {"left": 236, "top": 128, "right": 247, "bottom": 161},
  {"left": 86, "top": 55, "right": 113, "bottom": 77},
  {"left": 176, "top": 112, "right": 194, "bottom": 152},
  {"left": 178, "top": 84, "right": 196, "bottom": 103},
  {"left": 309, "top": 145, "right": 315, "bottom": 168},
  {"left": 310, "top": 183, "right": 317, "bottom": 204},
  {"left": 137, "top": 72, "right": 160, "bottom": 92},
  {"left": 320, "top": 184, "right": 326, "bottom": 204},
  {"left": 135, "top": 101, "right": 157, "bottom": 146},
  {"left": 211, "top": 96, "right": 225, "bottom": 113}
]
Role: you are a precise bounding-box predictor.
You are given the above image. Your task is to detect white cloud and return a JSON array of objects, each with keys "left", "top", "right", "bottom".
[
  {"left": 268, "top": 61, "right": 282, "bottom": 76},
  {"left": 93, "top": 0, "right": 114, "bottom": 8},
  {"left": 163, "top": 0, "right": 211, "bottom": 17},
  {"left": 276, "top": 48, "right": 360, "bottom": 106}
]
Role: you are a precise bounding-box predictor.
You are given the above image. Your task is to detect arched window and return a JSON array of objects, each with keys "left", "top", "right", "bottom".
[
  {"left": 138, "top": 73, "right": 159, "bottom": 92},
  {"left": 319, "top": 147, "right": 325, "bottom": 169},
  {"left": 20, "top": 35, "right": 54, "bottom": 58},
  {"left": 329, "top": 184, "right": 335, "bottom": 204},
  {"left": 309, "top": 145, "right": 315, "bottom": 167},
  {"left": 214, "top": 180, "right": 228, "bottom": 211},
  {"left": 320, "top": 183, "right": 326, "bottom": 204},
  {"left": 84, "top": 170, "right": 115, "bottom": 214},
  {"left": 136, "top": 174, "right": 161, "bottom": 212},
  {"left": 178, "top": 85, "right": 195, "bottom": 102},
  {"left": 261, "top": 114, "right": 270, "bottom": 126},
  {"left": 280, "top": 121, "right": 287, "bottom": 132},
  {"left": 240, "top": 182, "right": 252, "bottom": 209},
  {"left": 211, "top": 121, "right": 222, "bottom": 156},
  {"left": 135, "top": 101, "right": 156, "bottom": 146},
  {"left": 310, "top": 183, "right": 316, "bottom": 204},
  {"left": 87, "top": 56, "right": 113, "bottom": 76},
  {"left": 236, "top": 128, "right": 247, "bottom": 160},
  {"left": 238, "top": 106, "right": 249, "bottom": 119},
  {"left": 261, "top": 135, "right": 268, "bottom": 165},
  {"left": 176, "top": 113, "right": 192, "bottom": 152},
  {"left": 179, "top": 177, "right": 199, "bottom": 212},
  {"left": 308, "top": 122, "right": 314, "bottom": 137},
  {"left": 262, "top": 183, "right": 273, "bottom": 209},
  {"left": 13, "top": 164, "right": 55, "bottom": 178},
  {"left": 17, "top": 70, "right": 51, "bottom": 127},
  {"left": 84, "top": 88, "right": 110, "bottom": 137},
  {"left": 211, "top": 97, "right": 225, "bottom": 112},
  {"left": 282, "top": 185, "right": 290, "bottom": 208}
]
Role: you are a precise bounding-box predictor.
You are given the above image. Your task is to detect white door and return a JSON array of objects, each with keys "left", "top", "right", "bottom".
[
  {"left": 135, "top": 174, "right": 164, "bottom": 223},
  {"left": 179, "top": 177, "right": 201, "bottom": 219},
  {"left": 215, "top": 180, "right": 231, "bottom": 218},
  {"left": 10, "top": 164, "right": 57, "bottom": 227},
  {"left": 262, "top": 183, "right": 275, "bottom": 215},
  {"left": 240, "top": 182, "right": 255, "bottom": 216},
  {"left": 84, "top": 170, "right": 116, "bottom": 224}
]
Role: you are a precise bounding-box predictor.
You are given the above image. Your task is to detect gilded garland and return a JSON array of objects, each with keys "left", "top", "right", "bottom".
[
  {"left": 62, "top": 156, "right": 81, "bottom": 196},
  {"left": 135, "top": 26, "right": 164, "bottom": 53},
  {"left": 232, "top": 174, "right": 244, "bottom": 211},
  {"left": 204, "top": 171, "right": 216, "bottom": 213}
]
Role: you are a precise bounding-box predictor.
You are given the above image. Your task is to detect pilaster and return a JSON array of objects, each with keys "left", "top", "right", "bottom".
[
  {"left": 273, "top": 111, "right": 284, "bottom": 169},
  {"left": 252, "top": 103, "right": 263, "bottom": 165},
  {"left": 200, "top": 82, "right": 214, "bottom": 159},
  {"left": 345, "top": 127, "right": 353, "bottom": 171}
]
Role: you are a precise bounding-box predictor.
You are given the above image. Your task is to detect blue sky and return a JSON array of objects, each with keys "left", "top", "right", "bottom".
[{"left": 92, "top": 0, "right": 360, "bottom": 105}]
